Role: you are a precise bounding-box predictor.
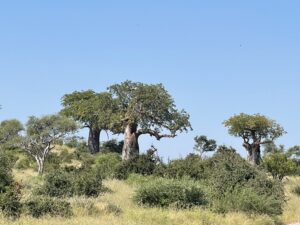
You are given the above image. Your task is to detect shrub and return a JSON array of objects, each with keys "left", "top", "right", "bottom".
[
  {"left": 41, "top": 170, "right": 73, "bottom": 197},
  {"left": 262, "top": 152, "right": 297, "bottom": 180},
  {"left": 115, "top": 152, "right": 161, "bottom": 179},
  {"left": 292, "top": 185, "right": 300, "bottom": 196},
  {"left": 40, "top": 168, "right": 102, "bottom": 197},
  {"left": 25, "top": 197, "right": 72, "bottom": 218},
  {"left": 134, "top": 178, "right": 207, "bottom": 208},
  {"left": 205, "top": 148, "right": 285, "bottom": 216},
  {"left": 164, "top": 154, "right": 206, "bottom": 180},
  {"left": 95, "top": 153, "right": 122, "bottom": 179},
  {"left": 101, "top": 139, "right": 123, "bottom": 154},
  {"left": 73, "top": 170, "right": 102, "bottom": 197},
  {"left": 0, "top": 152, "right": 22, "bottom": 218}
]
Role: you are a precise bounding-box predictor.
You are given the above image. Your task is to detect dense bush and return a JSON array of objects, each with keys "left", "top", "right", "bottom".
[
  {"left": 163, "top": 154, "right": 206, "bottom": 180},
  {"left": 40, "top": 170, "right": 73, "bottom": 197},
  {"left": 205, "top": 147, "right": 285, "bottom": 215},
  {"left": 95, "top": 153, "right": 122, "bottom": 179},
  {"left": 262, "top": 152, "right": 297, "bottom": 180},
  {"left": 73, "top": 170, "right": 102, "bottom": 197},
  {"left": 115, "top": 152, "right": 161, "bottom": 179},
  {"left": 101, "top": 139, "right": 123, "bottom": 154},
  {"left": 25, "top": 197, "right": 72, "bottom": 218},
  {"left": 134, "top": 178, "right": 207, "bottom": 208},
  {"left": 39, "top": 168, "right": 102, "bottom": 197},
  {"left": 0, "top": 152, "right": 22, "bottom": 218}
]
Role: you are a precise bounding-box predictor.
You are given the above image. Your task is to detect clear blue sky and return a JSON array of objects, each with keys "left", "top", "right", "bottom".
[{"left": 1, "top": 1, "right": 300, "bottom": 160}]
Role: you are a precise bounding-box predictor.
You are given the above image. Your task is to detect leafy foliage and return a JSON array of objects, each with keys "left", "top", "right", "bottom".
[
  {"left": 0, "top": 152, "right": 21, "bottom": 218},
  {"left": 95, "top": 152, "right": 122, "bottom": 179},
  {"left": 134, "top": 178, "right": 207, "bottom": 208},
  {"left": 205, "top": 147, "right": 285, "bottom": 215},
  {"left": 163, "top": 154, "right": 206, "bottom": 180},
  {"left": 262, "top": 152, "right": 297, "bottom": 180},
  {"left": 25, "top": 197, "right": 72, "bottom": 218},
  {"left": 223, "top": 113, "right": 285, "bottom": 165},
  {"left": 194, "top": 135, "right": 217, "bottom": 157},
  {"left": 39, "top": 168, "right": 102, "bottom": 197},
  {"left": 20, "top": 114, "right": 77, "bottom": 174},
  {"left": 0, "top": 119, "right": 23, "bottom": 148},
  {"left": 114, "top": 151, "right": 161, "bottom": 179}
]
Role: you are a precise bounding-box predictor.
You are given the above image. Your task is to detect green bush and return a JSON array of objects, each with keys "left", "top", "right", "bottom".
[
  {"left": 41, "top": 170, "right": 73, "bottom": 197},
  {"left": 0, "top": 152, "right": 22, "bottom": 218},
  {"left": 134, "top": 178, "right": 207, "bottom": 208},
  {"left": 73, "top": 170, "right": 102, "bottom": 197},
  {"left": 40, "top": 168, "right": 102, "bottom": 197},
  {"left": 205, "top": 148, "right": 285, "bottom": 216},
  {"left": 163, "top": 154, "right": 206, "bottom": 180},
  {"left": 95, "top": 153, "right": 122, "bottom": 179},
  {"left": 262, "top": 152, "right": 297, "bottom": 180},
  {"left": 101, "top": 139, "right": 123, "bottom": 154},
  {"left": 115, "top": 153, "right": 161, "bottom": 179},
  {"left": 25, "top": 197, "right": 72, "bottom": 218}
]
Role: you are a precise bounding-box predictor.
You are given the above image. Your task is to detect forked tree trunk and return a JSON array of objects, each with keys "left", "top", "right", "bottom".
[
  {"left": 122, "top": 124, "right": 139, "bottom": 160},
  {"left": 88, "top": 127, "right": 101, "bottom": 154},
  {"left": 245, "top": 144, "right": 261, "bottom": 166}
]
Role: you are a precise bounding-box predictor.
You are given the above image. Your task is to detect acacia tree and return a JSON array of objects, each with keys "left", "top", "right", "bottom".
[
  {"left": 20, "top": 114, "right": 77, "bottom": 174},
  {"left": 61, "top": 90, "right": 117, "bottom": 154},
  {"left": 223, "top": 113, "right": 285, "bottom": 166},
  {"left": 193, "top": 135, "right": 217, "bottom": 157},
  {"left": 109, "top": 80, "right": 192, "bottom": 160}
]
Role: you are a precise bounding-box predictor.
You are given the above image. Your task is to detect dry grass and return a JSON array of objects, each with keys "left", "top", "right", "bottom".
[{"left": 1, "top": 170, "right": 299, "bottom": 225}]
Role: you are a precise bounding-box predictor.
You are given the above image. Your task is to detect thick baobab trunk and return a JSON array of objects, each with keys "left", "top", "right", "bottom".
[
  {"left": 122, "top": 124, "right": 139, "bottom": 160},
  {"left": 245, "top": 144, "right": 261, "bottom": 166},
  {"left": 88, "top": 127, "right": 101, "bottom": 154}
]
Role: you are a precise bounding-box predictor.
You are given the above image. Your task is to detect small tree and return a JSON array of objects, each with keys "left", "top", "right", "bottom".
[
  {"left": 61, "top": 91, "right": 117, "bottom": 154},
  {"left": 263, "top": 152, "right": 296, "bottom": 181},
  {"left": 193, "top": 135, "right": 217, "bottom": 157},
  {"left": 109, "top": 80, "right": 192, "bottom": 160},
  {"left": 223, "top": 113, "right": 285, "bottom": 165},
  {"left": 0, "top": 119, "right": 23, "bottom": 147},
  {"left": 20, "top": 114, "right": 77, "bottom": 175}
]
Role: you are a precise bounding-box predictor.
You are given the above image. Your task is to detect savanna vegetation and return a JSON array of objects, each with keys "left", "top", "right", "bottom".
[{"left": 0, "top": 80, "right": 299, "bottom": 225}]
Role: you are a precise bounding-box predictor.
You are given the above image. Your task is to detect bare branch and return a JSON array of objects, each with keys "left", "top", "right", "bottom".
[{"left": 137, "top": 129, "right": 176, "bottom": 140}]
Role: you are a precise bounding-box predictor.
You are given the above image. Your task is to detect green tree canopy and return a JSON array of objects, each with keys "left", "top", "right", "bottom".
[
  {"left": 109, "top": 80, "right": 192, "bottom": 160},
  {"left": 0, "top": 119, "right": 23, "bottom": 147},
  {"left": 61, "top": 90, "right": 117, "bottom": 154},
  {"left": 20, "top": 114, "right": 77, "bottom": 174},
  {"left": 193, "top": 135, "right": 217, "bottom": 157},
  {"left": 224, "top": 113, "right": 285, "bottom": 165}
]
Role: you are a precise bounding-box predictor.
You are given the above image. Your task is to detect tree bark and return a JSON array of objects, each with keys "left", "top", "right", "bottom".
[
  {"left": 35, "top": 156, "right": 44, "bottom": 175},
  {"left": 88, "top": 127, "right": 101, "bottom": 154},
  {"left": 122, "top": 124, "right": 139, "bottom": 160},
  {"left": 245, "top": 144, "right": 261, "bottom": 166}
]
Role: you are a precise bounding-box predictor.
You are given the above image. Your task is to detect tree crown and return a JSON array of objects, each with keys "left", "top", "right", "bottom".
[
  {"left": 108, "top": 80, "right": 192, "bottom": 135},
  {"left": 223, "top": 113, "right": 285, "bottom": 144},
  {"left": 61, "top": 90, "right": 117, "bottom": 130}
]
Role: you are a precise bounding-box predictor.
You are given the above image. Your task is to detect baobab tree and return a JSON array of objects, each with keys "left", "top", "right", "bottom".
[
  {"left": 223, "top": 113, "right": 285, "bottom": 166},
  {"left": 109, "top": 80, "right": 192, "bottom": 160},
  {"left": 61, "top": 91, "right": 117, "bottom": 154}
]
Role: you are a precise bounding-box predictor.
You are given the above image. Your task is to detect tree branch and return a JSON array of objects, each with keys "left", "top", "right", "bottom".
[{"left": 137, "top": 129, "right": 176, "bottom": 140}]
